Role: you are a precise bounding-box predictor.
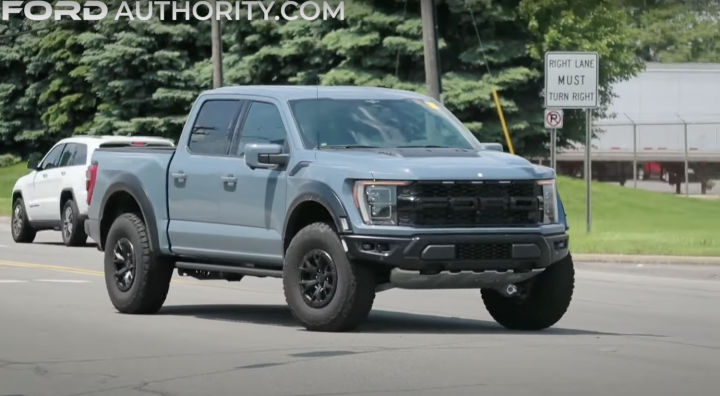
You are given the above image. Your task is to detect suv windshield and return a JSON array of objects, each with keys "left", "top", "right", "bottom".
[{"left": 288, "top": 98, "right": 481, "bottom": 150}]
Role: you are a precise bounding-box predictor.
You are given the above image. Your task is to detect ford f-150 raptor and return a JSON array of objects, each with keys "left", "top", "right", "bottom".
[{"left": 85, "top": 85, "right": 573, "bottom": 332}]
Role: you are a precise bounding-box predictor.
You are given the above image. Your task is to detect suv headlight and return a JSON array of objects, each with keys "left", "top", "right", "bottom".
[
  {"left": 538, "top": 179, "right": 559, "bottom": 224},
  {"left": 353, "top": 181, "right": 409, "bottom": 225}
]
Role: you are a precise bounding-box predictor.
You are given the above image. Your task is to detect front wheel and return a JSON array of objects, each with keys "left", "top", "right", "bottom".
[
  {"left": 11, "top": 197, "right": 36, "bottom": 243},
  {"left": 104, "top": 213, "right": 174, "bottom": 314},
  {"left": 283, "top": 222, "right": 376, "bottom": 332},
  {"left": 481, "top": 253, "right": 575, "bottom": 331}
]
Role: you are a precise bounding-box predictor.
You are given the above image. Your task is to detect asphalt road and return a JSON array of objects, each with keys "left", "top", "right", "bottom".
[{"left": 1, "top": 225, "right": 720, "bottom": 396}]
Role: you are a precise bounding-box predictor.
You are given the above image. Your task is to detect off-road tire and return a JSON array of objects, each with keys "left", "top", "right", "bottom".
[
  {"left": 481, "top": 253, "right": 575, "bottom": 331},
  {"left": 283, "top": 222, "right": 376, "bottom": 332},
  {"left": 11, "top": 197, "right": 36, "bottom": 243},
  {"left": 61, "top": 199, "right": 88, "bottom": 247},
  {"left": 104, "top": 213, "right": 174, "bottom": 314}
]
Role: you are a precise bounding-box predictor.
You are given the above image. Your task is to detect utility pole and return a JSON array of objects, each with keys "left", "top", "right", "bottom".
[
  {"left": 210, "top": 0, "right": 223, "bottom": 88},
  {"left": 420, "top": 0, "right": 441, "bottom": 101}
]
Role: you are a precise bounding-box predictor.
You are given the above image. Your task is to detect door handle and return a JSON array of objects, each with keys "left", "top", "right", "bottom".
[
  {"left": 171, "top": 172, "right": 186, "bottom": 180},
  {"left": 61, "top": 171, "right": 66, "bottom": 176},
  {"left": 221, "top": 175, "right": 237, "bottom": 184},
  {"left": 42, "top": 173, "right": 48, "bottom": 178}
]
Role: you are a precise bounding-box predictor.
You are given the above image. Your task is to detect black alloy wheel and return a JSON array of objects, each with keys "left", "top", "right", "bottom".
[
  {"left": 113, "top": 238, "right": 136, "bottom": 292},
  {"left": 299, "top": 249, "right": 338, "bottom": 309}
]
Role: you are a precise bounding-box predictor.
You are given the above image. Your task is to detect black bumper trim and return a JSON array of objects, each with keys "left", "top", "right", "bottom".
[{"left": 343, "top": 232, "right": 569, "bottom": 272}]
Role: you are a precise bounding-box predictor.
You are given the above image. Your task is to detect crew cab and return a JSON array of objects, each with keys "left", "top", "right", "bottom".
[
  {"left": 10, "top": 135, "right": 174, "bottom": 246},
  {"left": 85, "top": 86, "right": 573, "bottom": 333}
]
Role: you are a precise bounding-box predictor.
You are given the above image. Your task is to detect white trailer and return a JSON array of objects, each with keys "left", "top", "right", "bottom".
[{"left": 554, "top": 62, "right": 720, "bottom": 192}]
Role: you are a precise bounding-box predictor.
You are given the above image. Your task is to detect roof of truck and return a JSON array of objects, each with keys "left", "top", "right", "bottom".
[{"left": 203, "top": 85, "right": 431, "bottom": 101}]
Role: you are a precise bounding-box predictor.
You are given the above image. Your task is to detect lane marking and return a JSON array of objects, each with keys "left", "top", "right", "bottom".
[
  {"left": 0, "top": 280, "right": 27, "bottom": 283},
  {"left": 0, "top": 260, "right": 103, "bottom": 276},
  {"left": 34, "top": 279, "right": 92, "bottom": 283}
]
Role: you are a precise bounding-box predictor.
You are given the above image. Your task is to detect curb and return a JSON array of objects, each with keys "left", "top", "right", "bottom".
[{"left": 574, "top": 253, "right": 720, "bottom": 265}]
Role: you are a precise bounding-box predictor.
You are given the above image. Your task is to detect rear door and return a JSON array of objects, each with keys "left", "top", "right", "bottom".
[
  {"left": 31, "top": 143, "right": 67, "bottom": 221},
  {"left": 167, "top": 97, "right": 247, "bottom": 255}
]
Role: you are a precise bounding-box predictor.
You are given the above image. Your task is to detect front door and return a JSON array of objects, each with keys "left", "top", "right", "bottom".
[
  {"left": 29, "top": 143, "right": 67, "bottom": 221},
  {"left": 219, "top": 99, "right": 290, "bottom": 265},
  {"left": 167, "top": 98, "right": 246, "bottom": 255}
]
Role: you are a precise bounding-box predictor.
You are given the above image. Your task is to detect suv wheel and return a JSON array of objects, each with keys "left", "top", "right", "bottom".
[
  {"left": 481, "top": 253, "right": 575, "bottom": 331},
  {"left": 11, "top": 197, "right": 37, "bottom": 243},
  {"left": 61, "top": 199, "right": 88, "bottom": 247},
  {"left": 283, "top": 222, "right": 376, "bottom": 332},
  {"left": 104, "top": 213, "right": 174, "bottom": 314}
]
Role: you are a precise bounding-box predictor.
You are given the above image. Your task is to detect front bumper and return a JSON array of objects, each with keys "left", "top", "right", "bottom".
[{"left": 343, "top": 232, "right": 569, "bottom": 272}]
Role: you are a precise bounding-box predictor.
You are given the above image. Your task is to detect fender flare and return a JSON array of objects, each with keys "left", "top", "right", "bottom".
[
  {"left": 99, "top": 173, "right": 160, "bottom": 253},
  {"left": 282, "top": 181, "right": 349, "bottom": 246}
]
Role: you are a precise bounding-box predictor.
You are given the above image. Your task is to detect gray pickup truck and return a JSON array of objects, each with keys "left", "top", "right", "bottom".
[{"left": 85, "top": 86, "right": 573, "bottom": 332}]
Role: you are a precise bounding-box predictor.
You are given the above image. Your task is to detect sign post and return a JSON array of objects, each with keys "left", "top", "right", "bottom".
[
  {"left": 544, "top": 51, "right": 599, "bottom": 233},
  {"left": 544, "top": 109, "right": 563, "bottom": 170}
]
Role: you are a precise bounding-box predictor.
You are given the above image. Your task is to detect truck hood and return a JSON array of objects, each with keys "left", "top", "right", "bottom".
[{"left": 315, "top": 147, "right": 554, "bottom": 180}]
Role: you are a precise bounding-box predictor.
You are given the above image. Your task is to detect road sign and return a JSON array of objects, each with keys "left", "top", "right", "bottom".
[
  {"left": 544, "top": 51, "right": 599, "bottom": 109},
  {"left": 544, "top": 109, "right": 563, "bottom": 129}
]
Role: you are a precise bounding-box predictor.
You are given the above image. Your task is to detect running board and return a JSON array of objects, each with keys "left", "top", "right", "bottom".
[{"left": 175, "top": 262, "right": 283, "bottom": 278}]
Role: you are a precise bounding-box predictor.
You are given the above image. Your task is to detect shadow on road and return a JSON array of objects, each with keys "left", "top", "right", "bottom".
[
  {"left": 36, "top": 241, "right": 96, "bottom": 248},
  {"left": 158, "top": 304, "right": 660, "bottom": 337}
]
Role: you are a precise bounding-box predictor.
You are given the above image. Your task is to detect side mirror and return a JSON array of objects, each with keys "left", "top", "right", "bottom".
[
  {"left": 27, "top": 160, "right": 38, "bottom": 170},
  {"left": 245, "top": 143, "right": 289, "bottom": 170},
  {"left": 481, "top": 143, "right": 503, "bottom": 152}
]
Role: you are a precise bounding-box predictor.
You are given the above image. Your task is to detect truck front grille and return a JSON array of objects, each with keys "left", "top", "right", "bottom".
[{"left": 396, "top": 181, "right": 542, "bottom": 227}]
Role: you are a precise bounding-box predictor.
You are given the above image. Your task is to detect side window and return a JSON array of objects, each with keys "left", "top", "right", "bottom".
[
  {"left": 236, "top": 102, "right": 287, "bottom": 156},
  {"left": 72, "top": 144, "right": 88, "bottom": 166},
  {"left": 188, "top": 100, "right": 243, "bottom": 155},
  {"left": 39, "top": 144, "right": 66, "bottom": 171},
  {"left": 58, "top": 143, "right": 77, "bottom": 167}
]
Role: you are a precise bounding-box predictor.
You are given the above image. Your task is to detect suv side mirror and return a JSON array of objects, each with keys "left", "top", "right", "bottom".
[
  {"left": 481, "top": 143, "right": 503, "bottom": 152},
  {"left": 245, "top": 143, "right": 289, "bottom": 170},
  {"left": 27, "top": 160, "right": 39, "bottom": 170}
]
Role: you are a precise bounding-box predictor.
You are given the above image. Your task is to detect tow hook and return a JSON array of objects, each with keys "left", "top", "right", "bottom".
[{"left": 498, "top": 284, "right": 518, "bottom": 297}]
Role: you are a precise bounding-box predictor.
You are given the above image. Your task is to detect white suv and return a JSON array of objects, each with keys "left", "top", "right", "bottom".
[{"left": 10, "top": 135, "right": 174, "bottom": 246}]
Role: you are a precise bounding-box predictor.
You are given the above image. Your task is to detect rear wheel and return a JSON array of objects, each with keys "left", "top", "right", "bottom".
[
  {"left": 283, "top": 222, "right": 376, "bottom": 332},
  {"left": 61, "top": 199, "right": 88, "bottom": 247},
  {"left": 104, "top": 213, "right": 174, "bottom": 314},
  {"left": 11, "top": 197, "right": 36, "bottom": 243},
  {"left": 481, "top": 253, "right": 575, "bottom": 331}
]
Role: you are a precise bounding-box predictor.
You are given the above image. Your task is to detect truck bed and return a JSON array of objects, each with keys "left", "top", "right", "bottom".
[{"left": 90, "top": 146, "right": 177, "bottom": 254}]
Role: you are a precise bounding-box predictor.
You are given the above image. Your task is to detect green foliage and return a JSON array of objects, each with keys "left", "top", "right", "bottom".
[{"left": 0, "top": 0, "right": 645, "bottom": 157}]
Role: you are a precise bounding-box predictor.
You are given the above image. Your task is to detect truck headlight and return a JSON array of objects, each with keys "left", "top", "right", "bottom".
[
  {"left": 538, "top": 179, "right": 559, "bottom": 224},
  {"left": 353, "top": 181, "right": 409, "bottom": 225}
]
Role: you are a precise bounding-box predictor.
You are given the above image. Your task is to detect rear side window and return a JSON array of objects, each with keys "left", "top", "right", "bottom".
[
  {"left": 188, "top": 100, "right": 243, "bottom": 155},
  {"left": 73, "top": 143, "right": 87, "bottom": 165},
  {"left": 58, "top": 143, "right": 76, "bottom": 167}
]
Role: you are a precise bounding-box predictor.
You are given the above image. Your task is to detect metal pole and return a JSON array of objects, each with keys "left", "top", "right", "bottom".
[
  {"left": 585, "top": 109, "right": 592, "bottom": 233},
  {"left": 684, "top": 122, "right": 689, "bottom": 197},
  {"left": 632, "top": 124, "right": 637, "bottom": 188},
  {"left": 210, "top": 0, "right": 223, "bottom": 88},
  {"left": 420, "top": 0, "right": 441, "bottom": 101},
  {"left": 550, "top": 129, "right": 556, "bottom": 169}
]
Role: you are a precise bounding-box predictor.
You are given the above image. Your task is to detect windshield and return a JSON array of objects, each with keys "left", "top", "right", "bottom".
[{"left": 288, "top": 98, "right": 482, "bottom": 150}]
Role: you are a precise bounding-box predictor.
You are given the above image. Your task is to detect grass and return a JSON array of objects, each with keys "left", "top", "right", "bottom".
[
  {"left": 560, "top": 177, "right": 720, "bottom": 256},
  {"left": 1, "top": 162, "right": 717, "bottom": 255},
  {"left": 0, "top": 162, "right": 29, "bottom": 217}
]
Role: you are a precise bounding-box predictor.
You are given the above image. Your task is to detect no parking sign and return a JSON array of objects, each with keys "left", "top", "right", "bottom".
[{"left": 544, "top": 109, "right": 563, "bottom": 129}]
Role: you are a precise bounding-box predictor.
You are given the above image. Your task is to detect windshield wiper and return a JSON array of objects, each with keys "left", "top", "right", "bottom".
[{"left": 318, "top": 145, "right": 382, "bottom": 149}]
